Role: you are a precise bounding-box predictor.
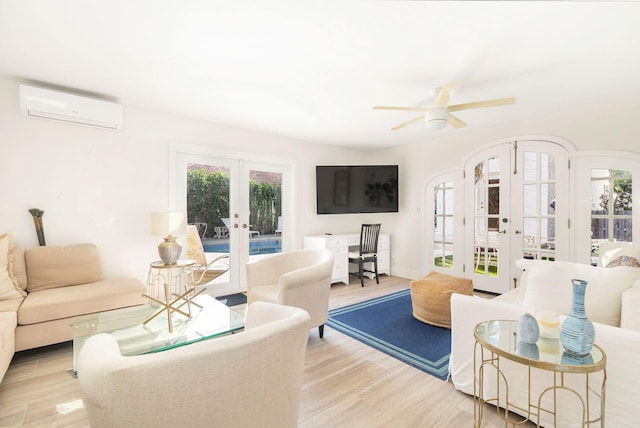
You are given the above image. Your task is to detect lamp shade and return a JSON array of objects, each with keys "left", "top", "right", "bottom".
[{"left": 150, "top": 211, "right": 186, "bottom": 237}]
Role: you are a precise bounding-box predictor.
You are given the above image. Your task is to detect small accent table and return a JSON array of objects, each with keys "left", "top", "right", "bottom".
[
  {"left": 474, "top": 320, "right": 606, "bottom": 427},
  {"left": 146, "top": 259, "right": 196, "bottom": 300}
]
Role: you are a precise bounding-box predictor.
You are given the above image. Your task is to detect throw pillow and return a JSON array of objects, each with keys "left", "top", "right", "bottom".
[
  {"left": 606, "top": 255, "right": 640, "bottom": 268},
  {"left": 520, "top": 259, "right": 640, "bottom": 327},
  {"left": 598, "top": 241, "right": 640, "bottom": 267},
  {"left": 0, "top": 232, "right": 27, "bottom": 300}
]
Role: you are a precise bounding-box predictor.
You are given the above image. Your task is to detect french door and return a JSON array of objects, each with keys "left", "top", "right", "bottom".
[
  {"left": 464, "top": 141, "right": 569, "bottom": 293},
  {"left": 171, "top": 145, "right": 291, "bottom": 295}
]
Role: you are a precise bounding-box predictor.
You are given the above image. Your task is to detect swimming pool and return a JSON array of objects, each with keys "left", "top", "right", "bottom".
[{"left": 203, "top": 239, "right": 282, "bottom": 255}]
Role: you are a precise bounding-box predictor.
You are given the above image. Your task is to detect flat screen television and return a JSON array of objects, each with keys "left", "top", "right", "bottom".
[{"left": 316, "top": 165, "right": 398, "bottom": 214}]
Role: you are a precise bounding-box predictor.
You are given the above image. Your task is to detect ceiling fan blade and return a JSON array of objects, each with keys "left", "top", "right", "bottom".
[
  {"left": 373, "top": 106, "right": 429, "bottom": 112},
  {"left": 391, "top": 114, "right": 424, "bottom": 131},
  {"left": 448, "top": 97, "right": 516, "bottom": 112},
  {"left": 433, "top": 82, "right": 459, "bottom": 109},
  {"left": 447, "top": 113, "right": 466, "bottom": 128}
]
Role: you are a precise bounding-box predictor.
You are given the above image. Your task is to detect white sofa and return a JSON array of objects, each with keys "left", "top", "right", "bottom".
[{"left": 450, "top": 257, "right": 640, "bottom": 427}]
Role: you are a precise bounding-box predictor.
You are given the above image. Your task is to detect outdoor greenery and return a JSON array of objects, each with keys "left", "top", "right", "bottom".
[
  {"left": 599, "top": 178, "right": 632, "bottom": 212},
  {"left": 433, "top": 254, "right": 498, "bottom": 276},
  {"left": 187, "top": 167, "right": 281, "bottom": 237}
]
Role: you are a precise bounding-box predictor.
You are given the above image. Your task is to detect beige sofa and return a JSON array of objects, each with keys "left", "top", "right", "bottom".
[{"left": 0, "top": 237, "right": 146, "bottom": 382}]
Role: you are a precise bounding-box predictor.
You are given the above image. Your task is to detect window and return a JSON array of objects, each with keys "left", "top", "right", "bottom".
[
  {"left": 433, "top": 181, "right": 454, "bottom": 269},
  {"left": 590, "top": 168, "right": 632, "bottom": 262}
]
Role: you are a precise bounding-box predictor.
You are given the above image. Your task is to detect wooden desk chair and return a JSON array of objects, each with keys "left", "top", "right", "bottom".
[{"left": 348, "top": 223, "right": 381, "bottom": 287}]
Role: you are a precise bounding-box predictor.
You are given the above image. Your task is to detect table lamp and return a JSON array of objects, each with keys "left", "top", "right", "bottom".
[{"left": 151, "top": 211, "right": 186, "bottom": 265}]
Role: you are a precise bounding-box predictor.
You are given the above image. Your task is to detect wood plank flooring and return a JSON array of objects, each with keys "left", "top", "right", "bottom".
[{"left": 0, "top": 275, "right": 514, "bottom": 427}]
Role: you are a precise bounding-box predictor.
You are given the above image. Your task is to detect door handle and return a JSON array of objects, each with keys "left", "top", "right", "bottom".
[
  {"left": 242, "top": 224, "right": 248, "bottom": 229},
  {"left": 515, "top": 230, "right": 522, "bottom": 234},
  {"left": 498, "top": 230, "right": 507, "bottom": 234}
]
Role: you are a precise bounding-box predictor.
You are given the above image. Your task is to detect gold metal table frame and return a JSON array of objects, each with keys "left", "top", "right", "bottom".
[
  {"left": 474, "top": 320, "right": 607, "bottom": 427},
  {"left": 146, "top": 259, "right": 196, "bottom": 300}
]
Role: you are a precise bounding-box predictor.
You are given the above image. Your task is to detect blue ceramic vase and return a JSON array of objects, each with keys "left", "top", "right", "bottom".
[
  {"left": 517, "top": 312, "right": 540, "bottom": 344},
  {"left": 560, "top": 279, "right": 595, "bottom": 356}
]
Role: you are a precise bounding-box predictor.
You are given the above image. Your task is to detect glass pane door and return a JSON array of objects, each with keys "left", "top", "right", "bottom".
[
  {"left": 177, "top": 153, "right": 239, "bottom": 295},
  {"left": 243, "top": 162, "right": 284, "bottom": 262},
  {"left": 465, "top": 148, "right": 511, "bottom": 294},
  {"left": 465, "top": 141, "right": 569, "bottom": 294},
  {"left": 172, "top": 146, "right": 293, "bottom": 295},
  {"left": 433, "top": 181, "right": 455, "bottom": 269},
  {"left": 511, "top": 142, "right": 569, "bottom": 273},
  {"left": 519, "top": 151, "right": 557, "bottom": 261}
]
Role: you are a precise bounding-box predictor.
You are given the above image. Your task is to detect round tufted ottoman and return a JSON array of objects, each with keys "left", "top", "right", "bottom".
[{"left": 409, "top": 271, "right": 473, "bottom": 329}]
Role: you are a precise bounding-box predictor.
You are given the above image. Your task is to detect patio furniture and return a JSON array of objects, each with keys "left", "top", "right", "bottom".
[{"left": 186, "top": 225, "right": 229, "bottom": 285}]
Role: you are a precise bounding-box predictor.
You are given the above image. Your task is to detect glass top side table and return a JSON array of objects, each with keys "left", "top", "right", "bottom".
[
  {"left": 146, "top": 259, "right": 196, "bottom": 300},
  {"left": 473, "top": 320, "right": 606, "bottom": 427}
]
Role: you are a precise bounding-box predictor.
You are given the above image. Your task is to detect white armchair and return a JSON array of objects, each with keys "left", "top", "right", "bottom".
[
  {"left": 77, "top": 302, "right": 310, "bottom": 428},
  {"left": 246, "top": 248, "right": 334, "bottom": 338}
]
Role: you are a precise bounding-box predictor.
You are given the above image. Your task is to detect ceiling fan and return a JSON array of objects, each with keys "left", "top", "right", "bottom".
[{"left": 373, "top": 82, "right": 516, "bottom": 131}]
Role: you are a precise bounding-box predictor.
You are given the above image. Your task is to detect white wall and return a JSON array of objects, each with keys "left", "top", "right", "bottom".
[
  {"left": 3, "top": 74, "right": 640, "bottom": 285},
  {"left": 0, "top": 78, "right": 373, "bottom": 282}
]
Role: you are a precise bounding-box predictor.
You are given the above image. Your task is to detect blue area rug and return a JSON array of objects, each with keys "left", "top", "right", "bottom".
[
  {"left": 216, "top": 293, "right": 247, "bottom": 307},
  {"left": 327, "top": 289, "right": 451, "bottom": 380}
]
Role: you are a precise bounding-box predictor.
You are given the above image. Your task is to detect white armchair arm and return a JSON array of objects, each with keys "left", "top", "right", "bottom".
[
  {"left": 449, "top": 293, "right": 526, "bottom": 394},
  {"left": 621, "top": 284, "right": 640, "bottom": 331}
]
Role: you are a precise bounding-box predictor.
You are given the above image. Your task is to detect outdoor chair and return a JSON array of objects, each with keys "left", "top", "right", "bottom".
[{"left": 186, "top": 225, "right": 229, "bottom": 285}]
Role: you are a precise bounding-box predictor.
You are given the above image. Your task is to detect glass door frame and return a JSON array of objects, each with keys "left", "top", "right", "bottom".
[
  {"left": 464, "top": 145, "right": 512, "bottom": 294},
  {"left": 462, "top": 139, "right": 569, "bottom": 294},
  {"left": 169, "top": 142, "right": 295, "bottom": 295}
]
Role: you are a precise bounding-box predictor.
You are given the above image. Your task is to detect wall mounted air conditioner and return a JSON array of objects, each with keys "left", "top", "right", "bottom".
[{"left": 19, "top": 84, "right": 123, "bottom": 130}]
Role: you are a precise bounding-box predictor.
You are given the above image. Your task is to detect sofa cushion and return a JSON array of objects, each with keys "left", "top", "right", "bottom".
[
  {"left": 598, "top": 241, "right": 640, "bottom": 267},
  {"left": 25, "top": 244, "right": 103, "bottom": 292},
  {"left": 10, "top": 246, "right": 27, "bottom": 291},
  {"left": 517, "top": 259, "right": 640, "bottom": 326},
  {"left": 0, "top": 232, "right": 27, "bottom": 300},
  {"left": 17, "top": 278, "right": 146, "bottom": 325}
]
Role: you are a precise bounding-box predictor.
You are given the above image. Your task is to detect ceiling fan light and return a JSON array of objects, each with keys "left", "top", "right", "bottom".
[{"left": 425, "top": 108, "right": 448, "bottom": 130}]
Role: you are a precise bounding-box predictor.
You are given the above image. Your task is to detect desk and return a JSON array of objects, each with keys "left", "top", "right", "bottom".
[
  {"left": 474, "top": 320, "right": 606, "bottom": 427},
  {"left": 303, "top": 233, "right": 390, "bottom": 284}
]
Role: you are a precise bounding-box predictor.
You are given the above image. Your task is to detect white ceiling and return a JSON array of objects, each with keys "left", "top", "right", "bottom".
[{"left": 2, "top": 1, "right": 640, "bottom": 149}]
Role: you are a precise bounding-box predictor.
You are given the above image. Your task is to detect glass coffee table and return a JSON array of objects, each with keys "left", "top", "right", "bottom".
[{"left": 71, "top": 294, "right": 245, "bottom": 375}]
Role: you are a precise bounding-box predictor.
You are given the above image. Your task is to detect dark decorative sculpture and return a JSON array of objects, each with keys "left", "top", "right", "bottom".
[{"left": 28, "top": 208, "right": 45, "bottom": 246}]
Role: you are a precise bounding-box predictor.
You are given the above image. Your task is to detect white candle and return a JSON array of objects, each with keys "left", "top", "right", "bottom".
[{"left": 535, "top": 309, "right": 560, "bottom": 339}]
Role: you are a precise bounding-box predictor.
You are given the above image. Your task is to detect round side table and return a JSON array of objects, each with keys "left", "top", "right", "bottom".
[
  {"left": 146, "top": 260, "right": 196, "bottom": 300},
  {"left": 474, "top": 319, "right": 606, "bottom": 427}
]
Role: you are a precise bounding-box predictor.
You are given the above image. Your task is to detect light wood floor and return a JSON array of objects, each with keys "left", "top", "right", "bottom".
[{"left": 0, "top": 275, "right": 514, "bottom": 427}]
